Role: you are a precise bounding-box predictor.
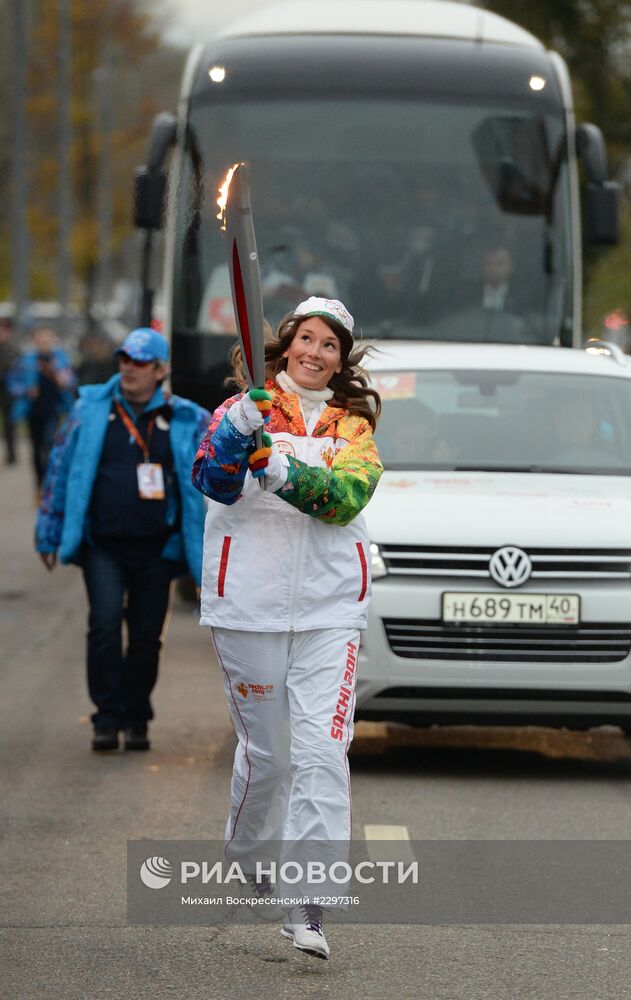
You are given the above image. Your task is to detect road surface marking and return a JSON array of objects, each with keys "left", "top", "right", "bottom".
[
  {"left": 364, "top": 825, "right": 410, "bottom": 840},
  {"left": 364, "top": 825, "right": 415, "bottom": 861}
]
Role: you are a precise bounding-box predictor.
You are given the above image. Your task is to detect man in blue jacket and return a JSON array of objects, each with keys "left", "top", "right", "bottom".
[
  {"left": 8, "top": 324, "right": 76, "bottom": 487},
  {"left": 35, "top": 328, "right": 210, "bottom": 752}
]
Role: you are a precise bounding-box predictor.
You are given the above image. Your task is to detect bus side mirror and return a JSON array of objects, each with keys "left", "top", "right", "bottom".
[
  {"left": 577, "top": 123, "right": 620, "bottom": 244},
  {"left": 133, "top": 112, "right": 177, "bottom": 230},
  {"left": 134, "top": 168, "right": 167, "bottom": 229},
  {"left": 584, "top": 182, "right": 619, "bottom": 245}
]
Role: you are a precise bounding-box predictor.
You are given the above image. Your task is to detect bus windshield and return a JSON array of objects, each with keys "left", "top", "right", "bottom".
[{"left": 173, "top": 95, "right": 571, "bottom": 346}]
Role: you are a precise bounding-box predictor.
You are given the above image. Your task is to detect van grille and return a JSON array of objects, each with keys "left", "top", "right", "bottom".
[
  {"left": 379, "top": 545, "right": 631, "bottom": 581},
  {"left": 382, "top": 618, "right": 631, "bottom": 663}
]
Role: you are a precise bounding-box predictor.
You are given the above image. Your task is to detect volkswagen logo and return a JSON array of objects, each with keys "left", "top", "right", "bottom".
[{"left": 489, "top": 546, "right": 532, "bottom": 588}]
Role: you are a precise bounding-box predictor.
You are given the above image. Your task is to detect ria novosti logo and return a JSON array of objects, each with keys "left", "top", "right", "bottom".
[
  {"left": 136, "top": 854, "right": 419, "bottom": 891},
  {"left": 140, "top": 856, "right": 173, "bottom": 889}
]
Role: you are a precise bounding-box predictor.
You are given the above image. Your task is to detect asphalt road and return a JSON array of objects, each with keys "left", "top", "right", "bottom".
[{"left": 3, "top": 448, "right": 631, "bottom": 1000}]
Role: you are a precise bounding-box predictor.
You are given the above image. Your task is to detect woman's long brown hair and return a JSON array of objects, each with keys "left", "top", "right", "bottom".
[{"left": 227, "top": 313, "right": 381, "bottom": 431}]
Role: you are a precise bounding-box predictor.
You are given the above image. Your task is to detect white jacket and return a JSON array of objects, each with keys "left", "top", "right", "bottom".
[{"left": 193, "top": 382, "right": 383, "bottom": 632}]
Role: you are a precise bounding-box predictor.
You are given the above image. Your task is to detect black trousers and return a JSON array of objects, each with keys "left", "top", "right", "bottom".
[
  {"left": 81, "top": 541, "right": 176, "bottom": 729},
  {"left": 28, "top": 413, "right": 58, "bottom": 486},
  {"left": 0, "top": 396, "right": 15, "bottom": 463}
]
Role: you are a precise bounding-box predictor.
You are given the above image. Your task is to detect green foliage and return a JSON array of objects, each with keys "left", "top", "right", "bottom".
[{"left": 583, "top": 205, "right": 631, "bottom": 335}]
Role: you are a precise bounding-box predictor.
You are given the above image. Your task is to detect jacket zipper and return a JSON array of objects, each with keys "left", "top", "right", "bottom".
[
  {"left": 288, "top": 398, "right": 319, "bottom": 632},
  {"left": 288, "top": 495, "right": 307, "bottom": 632}
]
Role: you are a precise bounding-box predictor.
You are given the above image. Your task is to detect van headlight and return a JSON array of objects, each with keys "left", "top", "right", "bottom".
[{"left": 370, "top": 543, "right": 388, "bottom": 580}]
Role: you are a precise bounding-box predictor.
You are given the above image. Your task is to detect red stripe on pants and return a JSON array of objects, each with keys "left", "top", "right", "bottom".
[{"left": 211, "top": 629, "right": 251, "bottom": 847}]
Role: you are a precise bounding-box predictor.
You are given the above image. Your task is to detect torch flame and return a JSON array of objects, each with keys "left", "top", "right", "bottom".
[{"left": 217, "top": 163, "right": 240, "bottom": 230}]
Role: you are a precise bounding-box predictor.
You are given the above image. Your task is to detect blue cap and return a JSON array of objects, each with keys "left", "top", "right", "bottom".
[{"left": 116, "top": 328, "right": 169, "bottom": 363}]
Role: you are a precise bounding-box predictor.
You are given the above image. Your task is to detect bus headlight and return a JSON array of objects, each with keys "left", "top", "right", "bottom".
[{"left": 370, "top": 543, "right": 388, "bottom": 580}]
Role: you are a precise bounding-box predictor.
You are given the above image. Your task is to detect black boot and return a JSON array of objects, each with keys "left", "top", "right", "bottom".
[
  {"left": 92, "top": 726, "right": 119, "bottom": 751},
  {"left": 124, "top": 724, "right": 150, "bottom": 751}
]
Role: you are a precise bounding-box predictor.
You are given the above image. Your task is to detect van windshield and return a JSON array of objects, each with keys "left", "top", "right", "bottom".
[
  {"left": 372, "top": 369, "right": 631, "bottom": 475},
  {"left": 174, "top": 96, "right": 572, "bottom": 346}
]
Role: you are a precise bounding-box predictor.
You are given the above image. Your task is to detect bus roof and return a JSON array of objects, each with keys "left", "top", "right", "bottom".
[{"left": 218, "top": 0, "right": 543, "bottom": 50}]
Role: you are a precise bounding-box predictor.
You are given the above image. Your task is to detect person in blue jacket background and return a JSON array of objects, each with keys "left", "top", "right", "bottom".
[
  {"left": 8, "top": 324, "right": 76, "bottom": 488},
  {"left": 35, "top": 328, "right": 209, "bottom": 752}
]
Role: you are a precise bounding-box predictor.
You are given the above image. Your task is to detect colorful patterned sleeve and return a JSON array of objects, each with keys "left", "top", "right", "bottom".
[
  {"left": 276, "top": 417, "right": 383, "bottom": 526},
  {"left": 191, "top": 396, "right": 252, "bottom": 505},
  {"left": 34, "top": 402, "right": 82, "bottom": 553}
]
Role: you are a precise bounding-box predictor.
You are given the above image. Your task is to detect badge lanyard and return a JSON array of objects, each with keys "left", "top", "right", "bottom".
[
  {"left": 114, "top": 400, "right": 165, "bottom": 500},
  {"left": 115, "top": 400, "right": 156, "bottom": 460}
]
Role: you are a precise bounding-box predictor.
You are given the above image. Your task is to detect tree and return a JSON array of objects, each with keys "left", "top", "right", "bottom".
[
  {"left": 25, "top": 1, "right": 162, "bottom": 307},
  {"left": 0, "top": 0, "right": 184, "bottom": 314}
]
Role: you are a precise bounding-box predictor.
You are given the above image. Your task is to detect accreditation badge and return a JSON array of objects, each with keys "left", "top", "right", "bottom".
[{"left": 137, "top": 463, "right": 165, "bottom": 500}]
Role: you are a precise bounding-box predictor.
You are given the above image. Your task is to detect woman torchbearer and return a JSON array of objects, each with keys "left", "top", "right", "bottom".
[{"left": 192, "top": 297, "right": 382, "bottom": 959}]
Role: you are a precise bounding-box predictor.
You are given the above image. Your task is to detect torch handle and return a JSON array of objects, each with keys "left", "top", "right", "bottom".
[
  {"left": 254, "top": 424, "right": 267, "bottom": 491},
  {"left": 223, "top": 162, "right": 267, "bottom": 491}
]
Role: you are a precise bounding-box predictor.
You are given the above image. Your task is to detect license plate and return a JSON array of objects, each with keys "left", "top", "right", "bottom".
[{"left": 442, "top": 592, "right": 580, "bottom": 625}]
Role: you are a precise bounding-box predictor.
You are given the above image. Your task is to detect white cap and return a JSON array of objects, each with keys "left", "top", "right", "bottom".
[{"left": 293, "top": 296, "right": 354, "bottom": 335}]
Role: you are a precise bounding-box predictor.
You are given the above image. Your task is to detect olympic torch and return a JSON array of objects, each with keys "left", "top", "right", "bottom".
[{"left": 218, "top": 162, "right": 267, "bottom": 489}]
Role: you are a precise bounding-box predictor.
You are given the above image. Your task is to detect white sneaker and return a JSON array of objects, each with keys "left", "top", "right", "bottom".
[{"left": 281, "top": 905, "right": 330, "bottom": 960}]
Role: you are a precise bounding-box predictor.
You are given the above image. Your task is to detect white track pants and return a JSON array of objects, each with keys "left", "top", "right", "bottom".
[{"left": 211, "top": 627, "right": 359, "bottom": 867}]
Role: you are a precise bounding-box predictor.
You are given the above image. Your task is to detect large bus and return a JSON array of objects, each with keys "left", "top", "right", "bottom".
[{"left": 134, "top": 0, "right": 619, "bottom": 409}]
